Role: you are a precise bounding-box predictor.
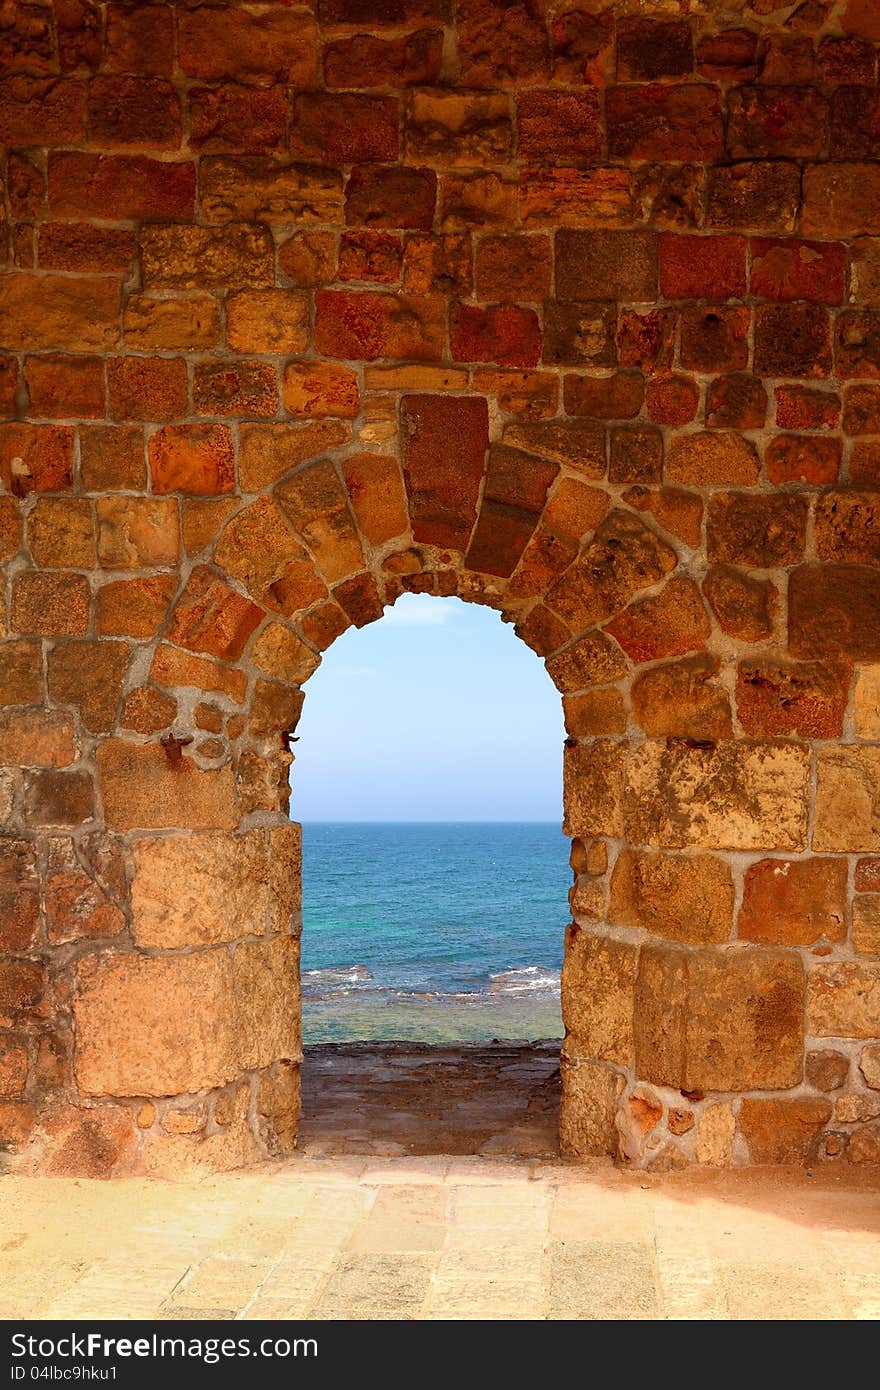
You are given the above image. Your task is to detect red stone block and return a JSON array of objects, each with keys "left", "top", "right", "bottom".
[
  {"left": 107, "top": 1, "right": 175, "bottom": 76},
  {"left": 843, "top": 384, "right": 880, "bottom": 435},
  {"left": 706, "top": 160, "right": 800, "bottom": 232},
  {"left": 616, "top": 19, "right": 693, "bottom": 81},
  {"left": 606, "top": 575, "right": 710, "bottom": 664},
  {"left": 646, "top": 373, "right": 699, "bottom": 426},
  {"left": 87, "top": 76, "right": 181, "bottom": 149},
  {"left": 707, "top": 491, "right": 808, "bottom": 568},
  {"left": 609, "top": 426, "right": 663, "bottom": 484},
  {"left": 24, "top": 355, "right": 105, "bottom": 420},
  {"left": 851, "top": 442, "right": 880, "bottom": 483},
  {"left": 0, "top": 76, "right": 86, "bottom": 146},
  {"left": 758, "top": 34, "right": 815, "bottom": 85},
  {"left": 818, "top": 37, "right": 876, "bottom": 85},
  {"left": 563, "top": 373, "right": 644, "bottom": 421},
  {"left": 48, "top": 153, "right": 195, "bottom": 222},
  {"left": 680, "top": 306, "right": 751, "bottom": 374},
  {"left": 843, "top": 0, "right": 880, "bottom": 42},
  {"left": 333, "top": 572, "right": 384, "bottom": 629},
  {"left": 193, "top": 362, "right": 279, "bottom": 418},
  {"left": 737, "top": 660, "right": 850, "bottom": 741},
  {"left": 7, "top": 153, "right": 43, "bottom": 219},
  {"left": 704, "top": 563, "right": 776, "bottom": 643},
  {"left": 0, "top": 958, "right": 45, "bottom": 1028},
  {"left": 38, "top": 223, "right": 136, "bottom": 274},
  {"left": 167, "top": 566, "right": 263, "bottom": 662},
  {"left": 56, "top": 0, "right": 102, "bottom": 73},
  {"left": 190, "top": 85, "right": 288, "bottom": 153},
  {"left": 543, "top": 303, "right": 616, "bottom": 367},
  {"left": 107, "top": 358, "right": 189, "bottom": 422},
  {"left": 324, "top": 30, "right": 443, "bottom": 87},
  {"left": 403, "top": 234, "right": 472, "bottom": 296},
  {"left": 551, "top": 10, "right": 613, "bottom": 85},
  {"left": 696, "top": 29, "right": 758, "bottom": 81},
  {"left": 831, "top": 86, "right": 880, "bottom": 158},
  {"left": 178, "top": 6, "right": 316, "bottom": 86},
  {"left": 835, "top": 310, "right": 880, "bottom": 379},
  {"left": 0, "top": 357, "right": 18, "bottom": 418},
  {"left": 616, "top": 309, "right": 676, "bottom": 373},
  {"left": 400, "top": 394, "right": 489, "bottom": 551},
  {"left": 345, "top": 166, "right": 437, "bottom": 230},
  {"left": 474, "top": 234, "right": 551, "bottom": 303},
  {"left": 775, "top": 385, "right": 841, "bottom": 431},
  {"left": 556, "top": 230, "right": 658, "bottom": 303},
  {"left": 606, "top": 84, "right": 724, "bottom": 162},
  {"left": 450, "top": 303, "right": 541, "bottom": 368},
  {"left": 659, "top": 234, "right": 747, "bottom": 301},
  {"left": 457, "top": 0, "right": 550, "bottom": 88},
  {"left": 0, "top": 423, "right": 74, "bottom": 494},
  {"left": 706, "top": 374, "right": 768, "bottom": 430},
  {"left": 315, "top": 290, "right": 445, "bottom": 361},
  {"left": 148, "top": 425, "right": 236, "bottom": 496},
  {"left": 738, "top": 856, "right": 847, "bottom": 945},
  {"left": 727, "top": 86, "right": 828, "bottom": 158},
  {"left": 750, "top": 238, "right": 846, "bottom": 305},
  {"left": 465, "top": 443, "right": 558, "bottom": 578},
  {"left": 291, "top": 93, "right": 399, "bottom": 164},
  {"left": 765, "top": 434, "right": 842, "bottom": 485},
  {"left": 754, "top": 303, "right": 832, "bottom": 378},
  {"left": 516, "top": 90, "right": 601, "bottom": 163},
  {"left": 339, "top": 232, "right": 403, "bottom": 285}
]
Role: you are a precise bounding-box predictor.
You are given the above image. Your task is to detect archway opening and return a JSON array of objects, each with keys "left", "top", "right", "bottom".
[{"left": 290, "top": 592, "right": 569, "bottom": 1155}]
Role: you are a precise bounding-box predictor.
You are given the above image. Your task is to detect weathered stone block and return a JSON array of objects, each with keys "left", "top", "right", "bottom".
[
  {"left": 624, "top": 741, "right": 810, "bottom": 852},
  {"left": 609, "top": 850, "right": 733, "bottom": 945},
  {"left": 131, "top": 826, "right": 301, "bottom": 948},
  {"left": 562, "top": 928, "right": 637, "bottom": 1066},
  {"left": 807, "top": 961, "right": 880, "bottom": 1038},
  {"left": 814, "top": 746, "right": 880, "bottom": 851},
  {"left": 635, "top": 945, "right": 804, "bottom": 1091},
  {"left": 739, "top": 858, "right": 847, "bottom": 947},
  {"left": 564, "top": 740, "right": 625, "bottom": 839},
  {"left": 74, "top": 950, "right": 239, "bottom": 1098},
  {"left": 559, "top": 1058, "right": 623, "bottom": 1158},
  {"left": 740, "top": 1098, "right": 831, "bottom": 1164},
  {"left": 97, "top": 741, "right": 236, "bottom": 832}
]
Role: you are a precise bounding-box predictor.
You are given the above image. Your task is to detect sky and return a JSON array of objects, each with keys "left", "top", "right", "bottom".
[{"left": 290, "top": 593, "right": 564, "bottom": 822}]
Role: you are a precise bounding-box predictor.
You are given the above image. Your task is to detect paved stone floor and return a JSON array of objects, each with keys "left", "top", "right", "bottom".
[
  {"left": 2, "top": 1157, "right": 879, "bottom": 1320},
  {"left": 299, "top": 1042, "right": 561, "bottom": 1155}
]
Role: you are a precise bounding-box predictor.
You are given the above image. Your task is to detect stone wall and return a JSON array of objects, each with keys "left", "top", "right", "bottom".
[{"left": 2, "top": 0, "right": 880, "bottom": 1175}]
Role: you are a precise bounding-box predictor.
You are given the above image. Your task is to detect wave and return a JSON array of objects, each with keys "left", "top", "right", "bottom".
[
  {"left": 302, "top": 962, "right": 560, "bottom": 1002},
  {"left": 302, "top": 964, "right": 373, "bottom": 997},
  {"left": 489, "top": 966, "right": 561, "bottom": 997}
]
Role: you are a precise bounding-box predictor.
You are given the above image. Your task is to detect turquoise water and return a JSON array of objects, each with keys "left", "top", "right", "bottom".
[{"left": 301, "top": 822, "right": 569, "bottom": 1042}]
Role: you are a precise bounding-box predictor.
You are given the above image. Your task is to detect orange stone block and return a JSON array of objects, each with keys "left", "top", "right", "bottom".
[
  {"left": 148, "top": 425, "right": 235, "bottom": 495},
  {"left": 97, "top": 740, "right": 237, "bottom": 831},
  {"left": 0, "top": 423, "right": 74, "bottom": 494},
  {"left": 11, "top": 572, "right": 90, "bottom": 637},
  {"left": 96, "top": 497, "right": 180, "bottom": 569},
  {"left": 95, "top": 575, "right": 176, "bottom": 638},
  {"left": 27, "top": 498, "right": 94, "bottom": 569},
  {"left": 283, "top": 361, "right": 360, "bottom": 419},
  {"left": 166, "top": 566, "right": 263, "bottom": 661},
  {"left": 0, "top": 710, "right": 76, "bottom": 769},
  {"left": 341, "top": 453, "right": 409, "bottom": 547}
]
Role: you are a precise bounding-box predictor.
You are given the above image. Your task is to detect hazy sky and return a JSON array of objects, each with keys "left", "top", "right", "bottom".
[{"left": 290, "top": 593, "right": 564, "bottom": 822}]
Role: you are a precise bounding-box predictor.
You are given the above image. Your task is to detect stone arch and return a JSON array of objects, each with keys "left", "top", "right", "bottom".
[{"left": 9, "top": 391, "right": 828, "bottom": 1175}]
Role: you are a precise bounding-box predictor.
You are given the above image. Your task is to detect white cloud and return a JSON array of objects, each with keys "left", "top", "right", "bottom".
[{"left": 380, "top": 595, "right": 460, "bottom": 627}]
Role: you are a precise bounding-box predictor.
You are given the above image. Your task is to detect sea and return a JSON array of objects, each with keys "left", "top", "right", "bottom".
[{"left": 300, "top": 822, "right": 568, "bottom": 1043}]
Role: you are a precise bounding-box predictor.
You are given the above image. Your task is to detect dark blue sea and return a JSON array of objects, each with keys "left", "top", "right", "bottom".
[{"left": 300, "top": 822, "right": 568, "bottom": 1042}]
